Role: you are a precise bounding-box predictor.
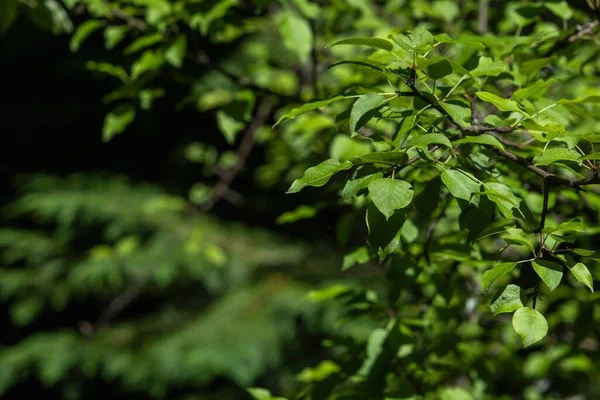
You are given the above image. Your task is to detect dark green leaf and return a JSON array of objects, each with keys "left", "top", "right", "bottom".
[
  {"left": 351, "top": 152, "right": 407, "bottom": 166},
  {"left": 368, "top": 179, "right": 414, "bottom": 219},
  {"left": 274, "top": 96, "right": 345, "bottom": 126},
  {"left": 0, "top": 0, "right": 18, "bottom": 33},
  {"left": 441, "top": 169, "right": 480, "bottom": 203},
  {"left": 482, "top": 262, "right": 518, "bottom": 294},
  {"left": 366, "top": 202, "right": 406, "bottom": 261},
  {"left": 330, "top": 37, "right": 393, "bottom": 52},
  {"left": 329, "top": 60, "right": 384, "bottom": 72},
  {"left": 342, "top": 172, "right": 383, "bottom": 200},
  {"left": 350, "top": 94, "right": 389, "bottom": 132}
]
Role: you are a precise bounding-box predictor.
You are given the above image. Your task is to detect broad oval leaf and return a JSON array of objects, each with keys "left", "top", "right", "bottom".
[
  {"left": 476, "top": 91, "right": 524, "bottom": 114},
  {"left": 367, "top": 179, "right": 414, "bottom": 219},
  {"left": 274, "top": 96, "right": 345, "bottom": 126},
  {"left": 471, "top": 57, "right": 508, "bottom": 77},
  {"left": 513, "top": 307, "right": 548, "bottom": 347},
  {"left": 406, "top": 133, "right": 452, "bottom": 149},
  {"left": 454, "top": 134, "right": 504, "bottom": 150},
  {"left": 532, "top": 260, "right": 563, "bottom": 291},
  {"left": 490, "top": 284, "right": 524, "bottom": 315},
  {"left": 482, "top": 262, "right": 518, "bottom": 294},
  {"left": 483, "top": 182, "right": 521, "bottom": 218},
  {"left": 350, "top": 94, "right": 388, "bottom": 132},
  {"left": 329, "top": 37, "right": 393, "bottom": 52},
  {"left": 533, "top": 148, "right": 581, "bottom": 166},
  {"left": 287, "top": 158, "right": 353, "bottom": 193},
  {"left": 280, "top": 13, "right": 313, "bottom": 63},
  {"left": 441, "top": 101, "right": 472, "bottom": 127},
  {"left": 342, "top": 172, "right": 383, "bottom": 200},
  {"left": 568, "top": 262, "right": 594, "bottom": 292},
  {"left": 441, "top": 169, "right": 480, "bottom": 203}
]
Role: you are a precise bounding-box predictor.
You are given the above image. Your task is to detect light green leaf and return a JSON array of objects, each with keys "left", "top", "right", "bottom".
[
  {"left": 568, "top": 263, "right": 594, "bottom": 292},
  {"left": 502, "top": 228, "right": 535, "bottom": 254},
  {"left": 454, "top": 134, "right": 504, "bottom": 150},
  {"left": 247, "top": 388, "right": 288, "bottom": 400},
  {"left": 368, "top": 179, "right": 414, "bottom": 219},
  {"left": 274, "top": 96, "right": 345, "bottom": 126},
  {"left": 350, "top": 94, "right": 388, "bottom": 132},
  {"left": 102, "top": 106, "right": 136, "bottom": 142},
  {"left": 406, "top": 133, "right": 452, "bottom": 149},
  {"left": 513, "top": 307, "right": 548, "bottom": 347},
  {"left": 513, "top": 79, "right": 556, "bottom": 102},
  {"left": 131, "top": 50, "right": 165, "bottom": 80},
  {"left": 545, "top": 1, "right": 572, "bottom": 19},
  {"left": 342, "top": 172, "right": 383, "bottom": 200},
  {"left": 482, "top": 262, "right": 518, "bottom": 294},
  {"left": 351, "top": 152, "right": 407, "bottom": 166},
  {"left": 216, "top": 110, "right": 244, "bottom": 144},
  {"left": 533, "top": 148, "right": 581, "bottom": 166},
  {"left": 557, "top": 95, "right": 600, "bottom": 105},
  {"left": 329, "top": 134, "right": 372, "bottom": 160},
  {"left": 330, "top": 37, "right": 393, "bottom": 52},
  {"left": 542, "top": 219, "right": 584, "bottom": 235},
  {"left": 520, "top": 57, "right": 557, "bottom": 75},
  {"left": 124, "top": 32, "right": 164, "bottom": 54},
  {"left": 165, "top": 35, "right": 187, "bottom": 68},
  {"left": 490, "top": 284, "right": 524, "bottom": 315},
  {"left": 441, "top": 101, "right": 471, "bottom": 126},
  {"left": 471, "top": 57, "right": 508, "bottom": 77},
  {"left": 579, "top": 153, "right": 600, "bottom": 161},
  {"left": 281, "top": 13, "right": 313, "bottom": 63},
  {"left": 569, "top": 248, "right": 595, "bottom": 256},
  {"left": 441, "top": 169, "right": 480, "bottom": 203},
  {"left": 0, "top": 0, "right": 18, "bottom": 33},
  {"left": 104, "top": 25, "right": 129, "bottom": 50},
  {"left": 476, "top": 91, "right": 524, "bottom": 114},
  {"left": 532, "top": 260, "right": 563, "bottom": 291},
  {"left": 276, "top": 205, "right": 318, "bottom": 224},
  {"left": 434, "top": 33, "right": 486, "bottom": 50},
  {"left": 483, "top": 182, "right": 521, "bottom": 218},
  {"left": 342, "top": 247, "right": 370, "bottom": 271},
  {"left": 70, "top": 20, "right": 103, "bottom": 52},
  {"left": 287, "top": 159, "right": 353, "bottom": 193}
]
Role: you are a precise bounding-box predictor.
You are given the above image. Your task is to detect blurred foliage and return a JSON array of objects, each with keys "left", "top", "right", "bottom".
[{"left": 2, "top": 0, "right": 600, "bottom": 400}]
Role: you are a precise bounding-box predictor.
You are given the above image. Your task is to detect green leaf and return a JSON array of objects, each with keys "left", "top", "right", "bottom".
[
  {"left": 545, "top": 1, "right": 573, "bottom": 19},
  {"left": 274, "top": 96, "right": 345, "bottom": 126},
  {"left": 70, "top": 20, "right": 103, "bottom": 52},
  {"left": 557, "top": 95, "right": 600, "bottom": 105},
  {"left": 342, "top": 247, "right": 370, "bottom": 271},
  {"left": 351, "top": 152, "right": 407, "bottom": 167},
  {"left": 513, "top": 307, "right": 548, "bottom": 347},
  {"left": 513, "top": 79, "right": 556, "bottom": 102},
  {"left": 471, "top": 57, "right": 508, "bottom": 77},
  {"left": 434, "top": 33, "right": 486, "bottom": 50},
  {"left": 287, "top": 159, "right": 353, "bottom": 193},
  {"left": 124, "top": 32, "right": 164, "bottom": 54},
  {"left": 0, "top": 0, "right": 18, "bottom": 34},
  {"left": 490, "top": 284, "right": 524, "bottom": 315},
  {"left": 568, "top": 263, "right": 594, "bottom": 292},
  {"left": 350, "top": 94, "right": 388, "bottom": 132},
  {"left": 482, "top": 262, "right": 518, "bottom": 295},
  {"left": 569, "top": 248, "right": 595, "bottom": 256},
  {"left": 329, "top": 134, "right": 372, "bottom": 160},
  {"left": 520, "top": 57, "right": 557, "bottom": 75},
  {"left": 532, "top": 260, "right": 563, "bottom": 291},
  {"left": 280, "top": 13, "right": 313, "bottom": 63},
  {"left": 417, "top": 57, "right": 453, "bottom": 79},
  {"left": 533, "top": 148, "right": 581, "bottom": 166},
  {"left": 483, "top": 182, "right": 521, "bottom": 218},
  {"left": 247, "top": 388, "right": 288, "bottom": 400},
  {"left": 329, "top": 37, "right": 393, "bottom": 52},
  {"left": 454, "top": 134, "right": 504, "bottom": 150},
  {"left": 216, "top": 110, "right": 244, "bottom": 144},
  {"left": 502, "top": 228, "right": 535, "bottom": 254},
  {"left": 366, "top": 202, "right": 406, "bottom": 261},
  {"left": 406, "top": 133, "right": 452, "bottom": 150},
  {"left": 329, "top": 60, "right": 384, "bottom": 72},
  {"left": 440, "top": 101, "right": 472, "bottom": 126},
  {"left": 441, "top": 169, "right": 480, "bottom": 203},
  {"left": 342, "top": 172, "right": 383, "bottom": 200},
  {"left": 276, "top": 205, "right": 318, "bottom": 224},
  {"left": 542, "top": 219, "right": 584, "bottom": 235},
  {"left": 131, "top": 50, "right": 165, "bottom": 80},
  {"left": 102, "top": 106, "right": 136, "bottom": 142},
  {"left": 104, "top": 25, "right": 129, "bottom": 50},
  {"left": 579, "top": 153, "right": 600, "bottom": 160},
  {"left": 476, "top": 91, "right": 524, "bottom": 114},
  {"left": 367, "top": 179, "right": 414, "bottom": 219},
  {"left": 165, "top": 35, "right": 187, "bottom": 68}
]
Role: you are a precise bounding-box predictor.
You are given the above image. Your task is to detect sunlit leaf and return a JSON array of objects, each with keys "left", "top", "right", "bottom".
[
  {"left": 513, "top": 307, "right": 548, "bottom": 347},
  {"left": 287, "top": 159, "right": 353, "bottom": 193}
]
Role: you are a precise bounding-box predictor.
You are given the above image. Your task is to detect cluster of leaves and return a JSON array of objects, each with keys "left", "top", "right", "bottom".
[{"left": 4, "top": 0, "right": 600, "bottom": 399}]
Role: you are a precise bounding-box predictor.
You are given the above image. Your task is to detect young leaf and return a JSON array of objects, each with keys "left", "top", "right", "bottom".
[
  {"left": 276, "top": 205, "right": 318, "bottom": 224},
  {"left": 367, "top": 178, "right": 414, "bottom": 219},
  {"left": 482, "top": 262, "right": 518, "bottom": 294},
  {"left": 216, "top": 110, "right": 244, "bottom": 144},
  {"left": 454, "top": 134, "right": 504, "bottom": 150},
  {"left": 342, "top": 172, "right": 383, "bottom": 200},
  {"left": 476, "top": 91, "right": 524, "bottom": 114},
  {"left": 533, "top": 148, "right": 581, "bottom": 166},
  {"left": 329, "top": 37, "right": 393, "bottom": 52},
  {"left": 280, "top": 13, "right": 313, "bottom": 63},
  {"left": 513, "top": 307, "right": 548, "bottom": 347},
  {"left": 441, "top": 169, "right": 480, "bottom": 203},
  {"left": 287, "top": 159, "right": 353, "bottom": 193},
  {"left": 532, "top": 260, "right": 563, "bottom": 291},
  {"left": 165, "top": 35, "right": 187, "bottom": 68},
  {"left": 568, "top": 263, "right": 594, "bottom": 292},
  {"left": 70, "top": 20, "right": 103, "bottom": 52},
  {"left": 490, "top": 284, "right": 524, "bottom": 315},
  {"left": 274, "top": 96, "right": 345, "bottom": 126},
  {"left": 350, "top": 94, "right": 388, "bottom": 132}
]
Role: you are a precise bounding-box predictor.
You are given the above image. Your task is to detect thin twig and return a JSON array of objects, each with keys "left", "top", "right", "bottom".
[{"left": 201, "top": 97, "right": 275, "bottom": 211}]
